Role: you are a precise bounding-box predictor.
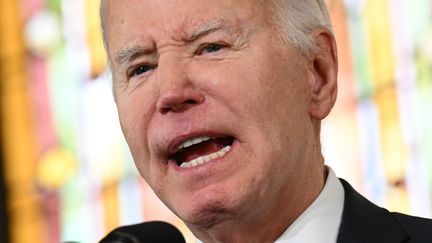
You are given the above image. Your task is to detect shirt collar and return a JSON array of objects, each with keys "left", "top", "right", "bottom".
[{"left": 275, "top": 166, "right": 344, "bottom": 243}]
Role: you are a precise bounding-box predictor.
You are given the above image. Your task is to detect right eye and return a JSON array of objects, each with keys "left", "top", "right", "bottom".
[{"left": 129, "top": 64, "right": 154, "bottom": 78}]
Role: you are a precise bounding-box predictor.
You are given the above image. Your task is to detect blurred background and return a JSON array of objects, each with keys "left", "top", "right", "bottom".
[{"left": 0, "top": 0, "right": 431, "bottom": 242}]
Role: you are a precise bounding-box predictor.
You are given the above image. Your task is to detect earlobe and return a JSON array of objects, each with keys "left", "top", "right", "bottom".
[{"left": 308, "top": 27, "right": 338, "bottom": 120}]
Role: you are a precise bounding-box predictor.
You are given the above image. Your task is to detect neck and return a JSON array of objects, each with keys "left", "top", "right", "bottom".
[{"left": 191, "top": 156, "right": 326, "bottom": 243}]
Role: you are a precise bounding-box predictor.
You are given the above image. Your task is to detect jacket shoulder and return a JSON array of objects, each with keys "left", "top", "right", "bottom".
[
  {"left": 392, "top": 212, "right": 432, "bottom": 242},
  {"left": 338, "top": 178, "right": 432, "bottom": 243}
]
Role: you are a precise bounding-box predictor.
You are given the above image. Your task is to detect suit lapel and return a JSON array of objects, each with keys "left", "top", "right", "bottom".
[{"left": 336, "top": 179, "right": 409, "bottom": 243}]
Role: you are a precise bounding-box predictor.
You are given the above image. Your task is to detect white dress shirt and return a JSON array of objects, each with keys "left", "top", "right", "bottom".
[
  {"left": 196, "top": 167, "right": 345, "bottom": 243},
  {"left": 275, "top": 167, "right": 344, "bottom": 243}
]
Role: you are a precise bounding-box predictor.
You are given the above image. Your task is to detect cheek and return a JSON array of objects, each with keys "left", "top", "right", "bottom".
[
  {"left": 190, "top": 59, "right": 271, "bottom": 108},
  {"left": 117, "top": 93, "right": 153, "bottom": 160}
]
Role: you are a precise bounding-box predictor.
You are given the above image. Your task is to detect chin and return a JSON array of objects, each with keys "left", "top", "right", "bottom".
[
  {"left": 184, "top": 205, "right": 232, "bottom": 229},
  {"left": 175, "top": 193, "right": 234, "bottom": 229}
]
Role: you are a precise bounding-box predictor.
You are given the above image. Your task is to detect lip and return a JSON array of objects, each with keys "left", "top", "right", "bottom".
[{"left": 166, "top": 131, "right": 234, "bottom": 157}]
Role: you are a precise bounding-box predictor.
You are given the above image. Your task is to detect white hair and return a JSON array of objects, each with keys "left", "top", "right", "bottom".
[{"left": 270, "top": 0, "right": 333, "bottom": 54}]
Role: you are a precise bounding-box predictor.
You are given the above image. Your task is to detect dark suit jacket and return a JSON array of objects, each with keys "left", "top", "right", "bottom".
[{"left": 337, "top": 179, "right": 432, "bottom": 243}]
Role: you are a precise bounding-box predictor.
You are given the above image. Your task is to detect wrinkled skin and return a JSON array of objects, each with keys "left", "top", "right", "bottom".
[{"left": 103, "top": 0, "right": 337, "bottom": 241}]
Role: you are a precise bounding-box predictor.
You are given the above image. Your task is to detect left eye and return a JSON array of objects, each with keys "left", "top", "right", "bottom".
[
  {"left": 198, "top": 43, "right": 227, "bottom": 55},
  {"left": 205, "top": 43, "right": 224, "bottom": 52}
]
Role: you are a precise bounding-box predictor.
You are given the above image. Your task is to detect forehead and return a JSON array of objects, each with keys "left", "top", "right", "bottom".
[
  {"left": 103, "top": 0, "right": 269, "bottom": 48},
  {"left": 104, "top": 0, "right": 263, "bottom": 22}
]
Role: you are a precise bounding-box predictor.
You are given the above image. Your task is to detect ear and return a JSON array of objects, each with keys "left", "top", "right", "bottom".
[{"left": 308, "top": 27, "right": 338, "bottom": 120}]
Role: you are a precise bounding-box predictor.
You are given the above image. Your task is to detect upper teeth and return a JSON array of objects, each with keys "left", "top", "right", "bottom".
[{"left": 176, "top": 136, "right": 210, "bottom": 151}]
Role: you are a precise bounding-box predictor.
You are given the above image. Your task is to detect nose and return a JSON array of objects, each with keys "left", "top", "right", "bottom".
[
  {"left": 156, "top": 55, "right": 205, "bottom": 114},
  {"left": 157, "top": 89, "right": 205, "bottom": 114}
]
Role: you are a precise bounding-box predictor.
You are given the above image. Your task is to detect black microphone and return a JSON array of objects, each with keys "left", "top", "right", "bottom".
[{"left": 99, "top": 221, "right": 186, "bottom": 243}]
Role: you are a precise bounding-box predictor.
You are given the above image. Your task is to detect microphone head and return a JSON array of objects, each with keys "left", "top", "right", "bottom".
[{"left": 100, "top": 221, "right": 186, "bottom": 243}]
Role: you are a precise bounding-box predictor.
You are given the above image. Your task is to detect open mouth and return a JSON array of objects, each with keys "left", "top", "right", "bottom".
[{"left": 169, "top": 136, "right": 234, "bottom": 168}]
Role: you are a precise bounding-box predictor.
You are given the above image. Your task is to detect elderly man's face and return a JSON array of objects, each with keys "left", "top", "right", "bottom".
[{"left": 105, "top": 0, "right": 327, "bottom": 229}]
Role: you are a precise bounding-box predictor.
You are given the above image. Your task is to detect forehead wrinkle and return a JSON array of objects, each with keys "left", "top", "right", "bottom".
[{"left": 113, "top": 17, "right": 248, "bottom": 65}]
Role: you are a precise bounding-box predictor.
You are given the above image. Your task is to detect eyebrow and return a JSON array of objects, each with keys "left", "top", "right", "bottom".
[
  {"left": 186, "top": 18, "right": 227, "bottom": 41},
  {"left": 114, "top": 45, "right": 154, "bottom": 66}
]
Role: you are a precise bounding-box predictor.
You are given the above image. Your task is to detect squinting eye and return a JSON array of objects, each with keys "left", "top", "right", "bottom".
[
  {"left": 199, "top": 43, "right": 227, "bottom": 55},
  {"left": 205, "top": 44, "right": 224, "bottom": 53},
  {"left": 131, "top": 65, "right": 153, "bottom": 77}
]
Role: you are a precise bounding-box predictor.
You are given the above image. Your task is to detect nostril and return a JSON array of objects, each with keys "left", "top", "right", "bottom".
[
  {"left": 160, "top": 106, "right": 172, "bottom": 114},
  {"left": 185, "top": 99, "right": 197, "bottom": 105}
]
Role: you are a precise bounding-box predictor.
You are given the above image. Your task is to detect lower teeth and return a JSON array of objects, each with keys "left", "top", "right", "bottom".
[{"left": 180, "top": 146, "right": 231, "bottom": 168}]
